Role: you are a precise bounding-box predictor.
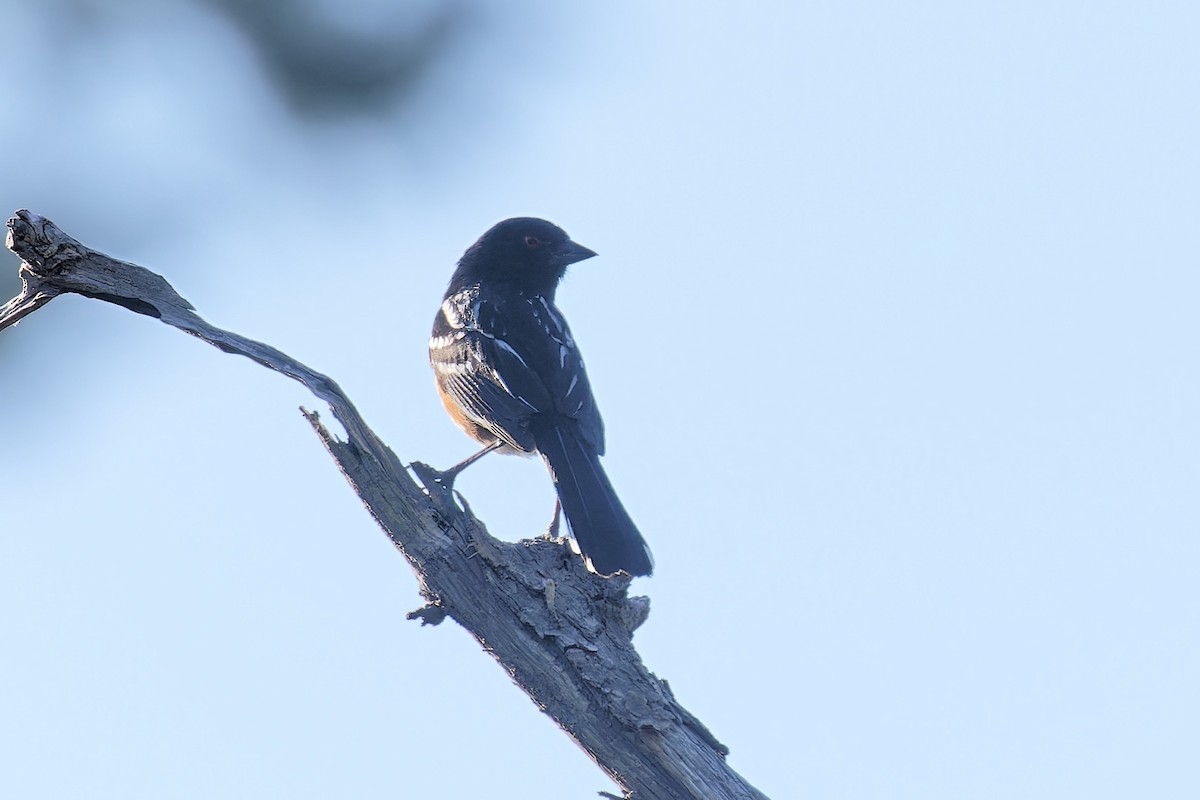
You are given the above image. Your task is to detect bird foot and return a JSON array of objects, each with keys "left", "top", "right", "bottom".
[{"left": 409, "top": 460, "right": 459, "bottom": 493}]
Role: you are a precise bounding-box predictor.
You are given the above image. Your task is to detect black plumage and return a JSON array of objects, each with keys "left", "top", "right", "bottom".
[{"left": 429, "top": 218, "right": 653, "bottom": 577}]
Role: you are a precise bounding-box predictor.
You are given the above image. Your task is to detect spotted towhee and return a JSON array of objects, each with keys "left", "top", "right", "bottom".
[{"left": 428, "top": 218, "right": 654, "bottom": 577}]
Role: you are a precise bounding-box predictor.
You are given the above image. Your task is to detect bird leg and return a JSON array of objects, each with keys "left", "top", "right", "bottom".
[
  {"left": 412, "top": 440, "right": 504, "bottom": 491},
  {"left": 545, "top": 497, "right": 562, "bottom": 539}
]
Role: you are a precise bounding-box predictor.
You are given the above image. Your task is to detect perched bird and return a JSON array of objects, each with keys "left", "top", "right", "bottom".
[{"left": 428, "top": 218, "right": 654, "bottom": 577}]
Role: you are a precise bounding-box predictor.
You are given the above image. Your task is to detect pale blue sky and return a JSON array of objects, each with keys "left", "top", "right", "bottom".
[{"left": 2, "top": 2, "right": 1197, "bottom": 798}]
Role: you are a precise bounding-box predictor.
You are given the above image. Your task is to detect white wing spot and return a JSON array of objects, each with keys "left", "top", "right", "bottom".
[
  {"left": 433, "top": 360, "right": 472, "bottom": 376},
  {"left": 537, "top": 296, "right": 557, "bottom": 327},
  {"left": 428, "top": 331, "right": 465, "bottom": 350},
  {"left": 440, "top": 297, "right": 463, "bottom": 328},
  {"left": 537, "top": 296, "right": 575, "bottom": 347},
  {"left": 441, "top": 291, "right": 486, "bottom": 333},
  {"left": 495, "top": 339, "right": 530, "bottom": 369}
]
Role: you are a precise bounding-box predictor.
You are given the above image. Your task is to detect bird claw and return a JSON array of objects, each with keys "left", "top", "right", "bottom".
[{"left": 409, "top": 460, "right": 458, "bottom": 493}]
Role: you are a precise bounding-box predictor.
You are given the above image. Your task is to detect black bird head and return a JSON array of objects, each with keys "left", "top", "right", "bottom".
[{"left": 451, "top": 218, "right": 597, "bottom": 297}]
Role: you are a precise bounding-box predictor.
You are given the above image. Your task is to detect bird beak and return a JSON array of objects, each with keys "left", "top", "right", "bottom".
[{"left": 556, "top": 240, "right": 598, "bottom": 266}]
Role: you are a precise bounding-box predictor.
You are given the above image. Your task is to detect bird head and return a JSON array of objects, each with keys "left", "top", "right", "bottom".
[{"left": 453, "top": 218, "right": 597, "bottom": 296}]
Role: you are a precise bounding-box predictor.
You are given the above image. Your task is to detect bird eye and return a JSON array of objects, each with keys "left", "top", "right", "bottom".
[{"left": 524, "top": 236, "right": 541, "bottom": 248}]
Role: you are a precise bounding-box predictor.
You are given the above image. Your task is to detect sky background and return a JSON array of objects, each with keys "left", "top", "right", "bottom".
[{"left": 1, "top": 1, "right": 1198, "bottom": 798}]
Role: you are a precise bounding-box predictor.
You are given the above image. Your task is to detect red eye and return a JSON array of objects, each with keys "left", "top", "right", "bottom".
[{"left": 524, "top": 236, "right": 541, "bottom": 248}]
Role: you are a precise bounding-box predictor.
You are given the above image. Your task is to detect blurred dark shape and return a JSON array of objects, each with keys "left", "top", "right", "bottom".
[{"left": 199, "top": 0, "right": 468, "bottom": 118}]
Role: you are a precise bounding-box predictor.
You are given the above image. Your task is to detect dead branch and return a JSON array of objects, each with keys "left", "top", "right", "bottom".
[{"left": 1, "top": 210, "right": 768, "bottom": 800}]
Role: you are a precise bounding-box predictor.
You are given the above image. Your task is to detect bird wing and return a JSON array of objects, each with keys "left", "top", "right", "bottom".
[{"left": 430, "top": 289, "right": 605, "bottom": 454}]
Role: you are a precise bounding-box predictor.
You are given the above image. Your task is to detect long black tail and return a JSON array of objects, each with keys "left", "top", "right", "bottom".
[{"left": 532, "top": 423, "right": 653, "bottom": 577}]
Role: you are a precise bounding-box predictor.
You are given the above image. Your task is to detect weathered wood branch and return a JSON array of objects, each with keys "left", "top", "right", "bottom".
[{"left": 1, "top": 210, "right": 768, "bottom": 800}]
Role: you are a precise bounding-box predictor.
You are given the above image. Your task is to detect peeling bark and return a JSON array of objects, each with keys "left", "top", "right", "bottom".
[{"left": 2, "top": 210, "right": 768, "bottom": 800}]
